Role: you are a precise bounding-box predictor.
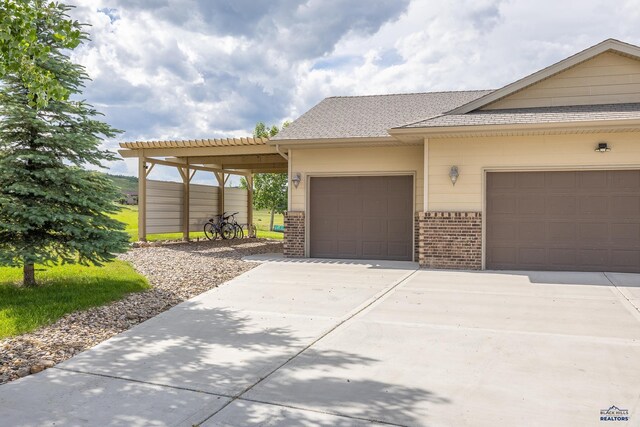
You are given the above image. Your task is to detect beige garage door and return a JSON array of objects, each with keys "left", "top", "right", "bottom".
[
  {"left": 309, "top": 175, "right": 413, "bottom": 260},
  {"left": 486, "top": 170, "right": 640, "bottom": 272}
]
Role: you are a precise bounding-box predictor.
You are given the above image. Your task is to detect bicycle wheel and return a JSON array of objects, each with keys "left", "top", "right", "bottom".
[
  {"left": 204, "top": 222, "right": 218, "bottom": 240},
  {"left": 220, "top": 223, "right": 235, "bottom": 240},
  {"left": 234, "top": 224, "right": 244, "bottom": 239}
]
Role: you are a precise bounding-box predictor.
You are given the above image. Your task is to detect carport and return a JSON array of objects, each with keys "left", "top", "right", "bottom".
[{"left": 118, "top": 137, "right": 288, "bottom": 241}]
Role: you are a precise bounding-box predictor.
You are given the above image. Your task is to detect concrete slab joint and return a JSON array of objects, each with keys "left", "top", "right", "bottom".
[
  {"left": 284, "top": 211, "right": 305, "bottom": 257},
  {"left": 418, "top": 211, "right": 482, "bottom": 269}
]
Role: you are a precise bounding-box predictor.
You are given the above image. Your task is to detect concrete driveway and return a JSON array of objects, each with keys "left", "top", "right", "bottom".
[{"left": 1, "top": 258, "right": 639, "bottom": 426}]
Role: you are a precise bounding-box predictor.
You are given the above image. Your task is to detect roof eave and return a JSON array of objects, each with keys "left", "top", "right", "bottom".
[
  {"left": 388, "top": 118, "right": 640, "bottom": 139},
  {"left": 268, "top": 136, "right": 414, "bottom": 149}
]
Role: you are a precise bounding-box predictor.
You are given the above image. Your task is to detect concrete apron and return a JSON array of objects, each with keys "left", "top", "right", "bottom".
[
  {"left": 1, "top": 262, "right": 639, "bottom": 427},
  {"left": 0, "top": 259, "right": 419, "bottom": 427}
]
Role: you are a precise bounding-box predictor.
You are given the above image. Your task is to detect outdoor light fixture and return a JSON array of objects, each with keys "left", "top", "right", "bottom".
[
  {"left": 449, "top": 166, "right": 459, "bottom": 186},
  {"left": 595, "top": 142, "right": 611, "bottom": 152},
  {"left": 291, "top": 172, "right": 302, "bottom": 188}
]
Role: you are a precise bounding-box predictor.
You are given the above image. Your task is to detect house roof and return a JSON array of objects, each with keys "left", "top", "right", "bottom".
[
  {"left": 271, "top": 90, "right": 492, "bottom": 141},
  {"left": 400, "top": 103, "right": 640, "bottom": 129},
  {"left": 447, "top": 39, "right": 640, "bottom": 115}
]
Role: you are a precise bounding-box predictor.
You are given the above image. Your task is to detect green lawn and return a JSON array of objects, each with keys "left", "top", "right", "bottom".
[
  {"left": 0, "top": 261, "right": 149, "bottom": 339},
  {"left": 112, "top": 205, "right": 284, "bottom": 241}
]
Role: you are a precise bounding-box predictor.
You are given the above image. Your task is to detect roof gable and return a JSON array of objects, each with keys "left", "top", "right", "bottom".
[{"left": 448, "top": 39, "right": 640, "bottom": 114}]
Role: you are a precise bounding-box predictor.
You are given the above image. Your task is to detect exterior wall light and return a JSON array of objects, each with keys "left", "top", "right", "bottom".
[
  {"left": 449, "top": 166, "right": 459, "bottom": 186},
  {"left": 291, "top": 172, "right": 302, "bottom": 188},
  {"left": 595, "top": 142, "right": 611, "bottom": 152}
]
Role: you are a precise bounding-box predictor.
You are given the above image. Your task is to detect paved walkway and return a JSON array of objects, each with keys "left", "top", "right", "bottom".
[{"left": 1, "top": 257, "right": 639, "bottom": 426}]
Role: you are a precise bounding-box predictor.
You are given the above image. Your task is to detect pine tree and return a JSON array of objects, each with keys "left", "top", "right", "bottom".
[{"left": 0, "top": 2, "right": 129, "bottom": 286}]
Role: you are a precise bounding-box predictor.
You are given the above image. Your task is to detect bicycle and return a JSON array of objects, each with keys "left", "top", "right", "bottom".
[
  {"left": 225, "top": 212, "right": 244, "bottom": 239},
  {"left": 203, "top": 213, "right": 235, "bottom": 240}
]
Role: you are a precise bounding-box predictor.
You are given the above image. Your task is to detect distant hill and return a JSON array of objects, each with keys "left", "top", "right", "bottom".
[{"left": 103, "top": 173, "right": 138, "bottom": 194}]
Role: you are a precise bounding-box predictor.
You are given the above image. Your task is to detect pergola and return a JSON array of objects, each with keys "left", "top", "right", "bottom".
[{"left": 118, "top": 137, "right": 288, "bottom": 241}]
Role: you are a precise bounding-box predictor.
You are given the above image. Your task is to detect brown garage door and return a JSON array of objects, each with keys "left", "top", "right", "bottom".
[
  {"left": 310, "top": 175, "right": 413, "bottom": 260},
  {"left": 486, "top": 170, "right": 640, "bottom": 272}
]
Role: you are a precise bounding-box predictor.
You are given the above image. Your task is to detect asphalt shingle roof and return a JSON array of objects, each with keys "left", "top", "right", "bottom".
[
  {"left": 272, "top": 90, "right": 492, "bottom": 140},
  {"left": 400, "top": 103, "right": 640, "bottom": 129}
]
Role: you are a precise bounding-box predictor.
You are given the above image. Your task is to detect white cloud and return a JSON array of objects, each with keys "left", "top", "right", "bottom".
[{"left": 67, "top": 0, "right": 640, "bottom": 181}]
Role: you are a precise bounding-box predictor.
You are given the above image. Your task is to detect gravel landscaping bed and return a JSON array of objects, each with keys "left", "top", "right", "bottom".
[{"left": 0, "top": 238, "right": 282, "bottom": 385}]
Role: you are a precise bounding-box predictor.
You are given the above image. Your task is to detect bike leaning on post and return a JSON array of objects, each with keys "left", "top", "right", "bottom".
[
  {"left": 203, "top": 212, "right": 235, "bottom": 240},
  {"left": 225, "top": 212, "right": 244, "bottom": 239}
]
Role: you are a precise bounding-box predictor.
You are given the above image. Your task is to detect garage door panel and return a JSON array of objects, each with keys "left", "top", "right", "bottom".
[
  {"left": 518, "top": 248, "right": 547, "bottom": 265},
  {"left": 518, "top": 196, "right": 545, "bottom": 214},
  {"left": 546, "top": 195, "right": 576, "bottom": 215},
  {"left": 547, "top": 222, "right": 576, "bottom": 242},
  {"left": 314, "top": 218, "right": 338, "bottom": 234},
  {"left": 518, "top": 222, "right": 546, "bottom": 241},
  {"left": 362, "top": 241, "right": 385, "bottom": 258},
  {"left": 548, "top": 248, "right": 577, "bottom": 266},
  {"left": 362, "top": 218, "right": 386, "bottom": 236},
  {"left": 547, "top": 171, "right": 576, "bottom": 188},
  {"left": 487, "top": 170, "right": 640, "bottom": 272},
  {"left": 337, "top": 218, "right": 358, "bottom": 235},
  {"left": 488, "top": 247, "right": 517, "bottom": 266},
  {"left": 387, "top": 242, "right": 410, "bottom": 258},
  {"left": 578, "top": 170, "right": 608, "bottom": 189},
  {"left": 612, "top": 195, "right": 640, "bottom": 214},
  {"left": 488, "top": 196, "right": 516, "bottom": 214},
  {"left": 611, "top": 170, "right": 640, "bottom": 188},
  {"left": 578, "top": 196, "right": 609, "bottom": 215},
  {"left": 611, "top": 223, "right": 640, "bottom": 241},
  {"left": 338, "top": 198, "right": 362, "bottom": 215},
  {"left": 362, "top": 198, "right": 388, "bottom": 215},
  {"left": 578, "top": 249, "right": 609, "bottom": 268},
  {"left": 578, "top": 223, "right": 609, "bottom": 242},
  {"left": 310, "top": 175, "right": 413, "bottom": 261},
  {"left": 488, "top": 221, "right": 517, "bottom": 241},
  {"left": 337, "top": 240, "right": 357, "bottom": 257},
  {"left": 517, "top": 173, "right": 545, "bottom": 188},
  {"left": 313, "top": 240, "right": 337, "bottom": 257},
  {"left": 313, "top": 195, "right": 339, "bottom": 215}
]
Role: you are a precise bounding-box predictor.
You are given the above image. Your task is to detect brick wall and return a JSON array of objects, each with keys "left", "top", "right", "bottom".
[
  {"left": 417, "top": 212, "right": 482, "bottom": 270},
  {"left": 284, "top": 211, "right": 305, "bottom": 257}
]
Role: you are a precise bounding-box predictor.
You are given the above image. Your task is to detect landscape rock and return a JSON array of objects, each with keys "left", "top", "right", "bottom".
[{"left": 0, "top": 238, "right": 282, "bottom": 385}]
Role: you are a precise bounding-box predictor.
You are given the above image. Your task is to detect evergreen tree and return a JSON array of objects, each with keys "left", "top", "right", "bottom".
[{"left": 0, "top": 2, "right": 129, "bottom": 286}]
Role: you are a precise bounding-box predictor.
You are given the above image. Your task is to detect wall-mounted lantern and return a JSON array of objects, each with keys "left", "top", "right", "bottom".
[
  {"left": 291, "top": 172, "right": 302, "bottom": 188},
  {"left": 449, "top": 166, "right": 459, "bottom": 186}
]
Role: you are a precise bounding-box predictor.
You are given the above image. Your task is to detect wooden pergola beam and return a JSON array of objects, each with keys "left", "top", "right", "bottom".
[
  {"left": 119, "top": 145, "right": 278, "bottom": 158},
  {"left": 178, "top": 154, "right": 286, "bottom": 165},
  {"left": 144, "top": 157, "right": 250, "bottom": 176}
]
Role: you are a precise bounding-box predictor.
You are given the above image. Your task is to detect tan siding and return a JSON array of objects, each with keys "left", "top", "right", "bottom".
[
  {"left": 428, "top": 132, "right": 640, "bottom": 211},
  {"left": 223, "top": 187, "right": 249, "bottom": 224},
  {"left": 484, "top": 52, "right": 640, "bottom": 110},
  {"left": 146, "top": 180, "right": 225, "bottom": 234},
  {"left": 289, "top": 145, "right": 424, "bottom": 212}
]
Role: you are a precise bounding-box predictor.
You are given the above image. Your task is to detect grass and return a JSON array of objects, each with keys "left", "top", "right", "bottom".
[
  {"left": 0, "top": 261, "right": 149, "bottom": 339},
  {"left": 112, "top": 205, "right": 284, "bottom": 241}
]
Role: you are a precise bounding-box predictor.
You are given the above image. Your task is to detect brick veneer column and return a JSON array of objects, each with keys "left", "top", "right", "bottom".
[
  {"left": 418, "top": 212, "right": 482, "bottom": 269},
  {"left": 284, "top": 211, "right": 305, "bottom": 258}
]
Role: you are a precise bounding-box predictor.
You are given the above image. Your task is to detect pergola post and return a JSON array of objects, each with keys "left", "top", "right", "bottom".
[
  {"left": 215, "top": 172, "right": 225, "bottom": 216},
  {"left": 247, "top": 173, "right": 254, "bottom": 236},
  {"left": 138, "top": 155, "right": 147, "bottom": 242},
  {"left": 180, "top": 162, "right": 190, "bottom": 242}
]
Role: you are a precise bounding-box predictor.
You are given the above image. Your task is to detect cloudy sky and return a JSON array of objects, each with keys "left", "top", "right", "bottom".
[{"left": 70, "top": 0, "right": 640, "bottom": 182}]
